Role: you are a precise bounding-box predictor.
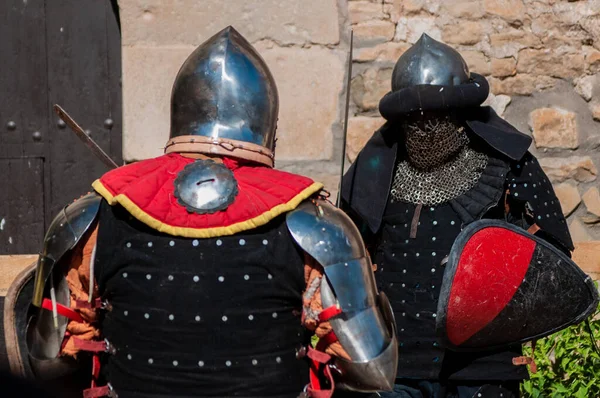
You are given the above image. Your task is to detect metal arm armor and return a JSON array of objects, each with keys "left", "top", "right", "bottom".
[
  {"left": 26, "top": 192, "right": 101, "bottom": 380},
  {"left": 32, "top": 192, "right": 101, "bottom": 307},
  {"left": 287, "top": 199, "right": 398, "bottom": 392}
]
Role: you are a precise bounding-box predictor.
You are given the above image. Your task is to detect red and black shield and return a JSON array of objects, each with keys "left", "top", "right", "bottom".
[{"left": 436, "top": 220, "right": 599, "bottom": 351}]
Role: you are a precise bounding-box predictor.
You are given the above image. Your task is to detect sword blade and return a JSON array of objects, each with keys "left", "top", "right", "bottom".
[
  {"left": 53, "top": 104, "right": 119, "bottom": 169},
  {"left": 336, "top": 30, "right": 353, "bottom": 207}
]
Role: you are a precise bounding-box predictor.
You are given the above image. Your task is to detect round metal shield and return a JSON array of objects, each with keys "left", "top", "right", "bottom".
[{"left": 173, "top": 160, "right": 239, "bottom": 214}]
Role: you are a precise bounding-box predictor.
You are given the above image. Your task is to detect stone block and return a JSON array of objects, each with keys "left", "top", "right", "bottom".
[
  {"left": 120, "top": 0, "right": 340, "bottom": 46},
  {"left": 569, "top": 218, "right": 593, "bottom": 242},
  {"left": 489, "top": 31, "right": 542, "bottom": 58},
  {"left": 528, "top": 108, "right": 579, "bottom": 149},
  {"left": 354, "top": 42, "right": 409, "bottom": 63},
  {"left": 483, "top": 0, "right": 527, "bottom": 23},
  {"left": 583, "top": 187, "right": 600, "bottom": 220},
  {"left": 353, "top": 20, "right": 396, "bottom": 44},
  {"left": 590, "top": 101, "right": 600, "bottom": 121},
  {"left": 348, "top": 1, "right": 389, "bottom": 24},
  {"left": 585, "top": 48, "right": 600, "bottom": 74},
  {"left": 482, "top": 93, "right": 511, "bottom": 117},
  {"left": 442, "top": 22, "right": 484, "bottom": 45},
  {"left": 490, "top": 74, "right": 557, "bottom": 96},
  {"left": 553, "top": 182, "right": 581, "bottom": 217},
  {"left": 539, "top": 156, "right": 598, "bottom": 183},
  {"left": 351, "top": 68, "right": 393, "bottom": 111},
  {"left": 255, "top": 45, "right": 344, "bottom": 161},
  {"left": 517, "top": 49, "right": 585, "bottom": 79},
  {"left": 347, "top": 116, "right": 385, "bottom": 162},
  {"left": 461, "top": 50, "right": 491, "bottom": 76},
  {"left": 572, "top": 242, "right": 600, "bottom": 280},
  {"left": 440, "top": 1, "right": 485, "bottom": 19},
  {"left": 123, "top": 46, "right": 195, "bottom": 161},
  {"left": 575, "top": 75, "right": 596, "bottom": 102},
  {"left": 491, "top": 57, "right": 517, "bottom": 77},
  {"left": 395, "top": 16, "right": 441, "bottom": 44}
]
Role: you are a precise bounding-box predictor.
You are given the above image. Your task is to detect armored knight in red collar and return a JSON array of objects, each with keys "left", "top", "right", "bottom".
[{"left": 6, "top": 27, "right": 397, "bottom": 398}]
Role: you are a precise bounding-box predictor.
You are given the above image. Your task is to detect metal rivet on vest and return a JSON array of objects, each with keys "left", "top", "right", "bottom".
[
  {"left": 244, "top": 275, "right": 250, "bottom": 280},
  {"left": 268, "top": 274, "right": 273, "bottom": 280},
  {"left": 431, "top": 268, "right": 436, "bottom": 273},
  {"left": 432, "top": 252, "right": 436, "bottom": 256},
  {"left": 432, "top": 313, "right": 437, "bottom": 318},
  {"left": 32, "top": 131, "right": 42, "bottom": 141},
  {"left": 193, "top": 239, "right": 199, "bottom": 246},
  {"left": 222, "top": 315, "right": 228, "bottom": 322},
  {"left": 169, "top": 241, "right": 175, "bottom": 247},
  {"left": 252, "top": 359, "right": 258, "bottom": 365},
  {"left": 218, "top": 276, "right": 224, "bottom": 282},
  {"left": 416, "top": 253, "right": 420, "bottom": 257},
  {"left": 144, "top": 313, "right": 150, "bottom": 319},
  {"left": 432, "top": 237, "right": 436, "bottom": 241},
  {"left": 169, "top": 314, "right": 174, "bottom": 321},
  {"left": 198, "top": 361, "right": 204, "bottom": 367},
  {"left": 216, "top": 239, "right": 222, "bottom": 246},
  {"left": 416, "top": 313, "right": 420, "bottom": 318},
  {"left": 195, "top": 315, "right": 201, "bottom": 321},
  {"left": 127, "top": 354, "right": 132, "bottom": 360},
  {"left": 262, "top": 239, "right": 268, "bottom": 245},
  {"left": 272, "top": 312, "right": 278, "bottom": 319},
  {"left": 276, "top": 357, "right": 282, "bottom": 363},
  {"left": 248, "top": 314, "right": 254, "bottom": 321},
  {"left": 193, "top": 275, "right": 199, "bottom": 282},
  {"left": 104, "top": 118, "right": 114, "bottom": 129},
  {"left": 433, "top": 221, "right": 437, "bottom": 225},
  {"left": 147, "top": 242, "right": 153, "bottom": 247},
  {"left": 226, "top": 361, "right": 232, "bottom": 367},
  {"left": 402, "top": 312, "right": 406, "bottom": 317},
  {"left": 124, "top": 310, "right": 128, "bottom": 316},
  {"left": 168, "top": 275, "right": 174, "bottom": 281},
  {"left": 126, "top": 242, "right": 131, "bottom": 248},
  {"left": 403, "top": 269, "right": 406, "bottom": 273},
  {"left": 146, "top": 274, "right": 151, "bottom": 280},
  {"left": 148, "top": 358, "right": 153, "bottom": 364},
  {"left": 173, "top": 360, "right": 178, "bottom": 367},
  {"left": 122, "top": 272, "right": 128, "bottom": 278},
  {"left": 57, "top": 119, "right": 66, "bottom": 129},
  {"left": 6, "top": 121, "right": 16, "bottom": 130},
  {"left": 239, "top": 239, "right": 246, "bottom": 246}
]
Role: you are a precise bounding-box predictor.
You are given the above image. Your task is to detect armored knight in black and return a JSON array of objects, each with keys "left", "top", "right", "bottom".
[{"left": 340, "top": 34, "right": 579, "bottom": 398}]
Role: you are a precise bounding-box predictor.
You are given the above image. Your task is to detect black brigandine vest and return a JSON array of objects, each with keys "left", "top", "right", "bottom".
[{"left": 93, "top": 201, "right": 310, "bottom": 397}]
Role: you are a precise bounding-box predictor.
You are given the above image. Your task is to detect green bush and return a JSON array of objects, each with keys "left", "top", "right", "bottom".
[{"left": 521, "top": 302, "right": 600, "bottom": 398}]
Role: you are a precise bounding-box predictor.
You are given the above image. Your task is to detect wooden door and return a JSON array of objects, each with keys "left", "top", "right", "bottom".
[{"left": 0, "top": 0, "right": 122, "bottom": 254}]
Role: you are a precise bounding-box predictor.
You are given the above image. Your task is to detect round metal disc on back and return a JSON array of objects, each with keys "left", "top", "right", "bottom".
[{"left": 173, "top": 160, "right": 239, "bottom": 214}]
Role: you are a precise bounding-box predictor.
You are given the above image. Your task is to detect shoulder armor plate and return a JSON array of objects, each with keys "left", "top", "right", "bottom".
[
  {"left": 32, "top": 193, "right": 102, "bottom": 307},
  {"left": 287, "top": 200, "right": 398, "bottom": 392}
]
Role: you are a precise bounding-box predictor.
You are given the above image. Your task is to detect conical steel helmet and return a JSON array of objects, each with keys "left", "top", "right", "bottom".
[
  {"left": 167, "top": 26, "right": 278, "bottom": 166},
  {"left": 391, "top": 33, "right": 470, "bottom": 92}
]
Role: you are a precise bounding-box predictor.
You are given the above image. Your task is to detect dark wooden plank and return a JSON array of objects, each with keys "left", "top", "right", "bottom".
[
  {"left": 0, "top": 159, "right": 45, "bottom": 254},
  {"left": 45, "top": 0, "right": 121, "bottom": 220},
  {"left": 0, "top": 0, "right": 48, "bottom": 158}
]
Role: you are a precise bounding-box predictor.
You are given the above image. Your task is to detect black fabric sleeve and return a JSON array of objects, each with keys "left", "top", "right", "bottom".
[{"left": 503, "top": 152, "right": 574, "bottom": 254}]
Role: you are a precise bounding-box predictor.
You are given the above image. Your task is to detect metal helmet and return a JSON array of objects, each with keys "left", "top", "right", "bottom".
[
  {"left": 391, "top": 33, "right": 470, "bottom": 92},
  {"left": 167, "top": 26, "right": 278, "bottom": 167}
]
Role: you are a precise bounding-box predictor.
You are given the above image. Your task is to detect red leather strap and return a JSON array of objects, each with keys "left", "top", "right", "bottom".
[
  {"left": 42, "top": 298, "right": 84, "bottom": 323},
  {"left": 306, "top": 347, "right": 335, "bottom": 398},
  {"left": 83, "top": 385, "right": 112, "bottom": 398},
  {"left": 73, "top": 338, "right": 113, "bottom": 354},
  {"left": 318, "top": 306, "right": 342, "bottom": 322}
]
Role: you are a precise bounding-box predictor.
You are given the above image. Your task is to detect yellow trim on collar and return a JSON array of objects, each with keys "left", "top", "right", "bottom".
[{"left": 91, "top": 179, "right": 324, "bottom": 238}]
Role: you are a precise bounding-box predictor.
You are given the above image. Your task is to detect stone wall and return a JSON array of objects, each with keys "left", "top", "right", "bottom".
[{"left": 119, "top": 0, "right": 600, "bottom": 240}]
